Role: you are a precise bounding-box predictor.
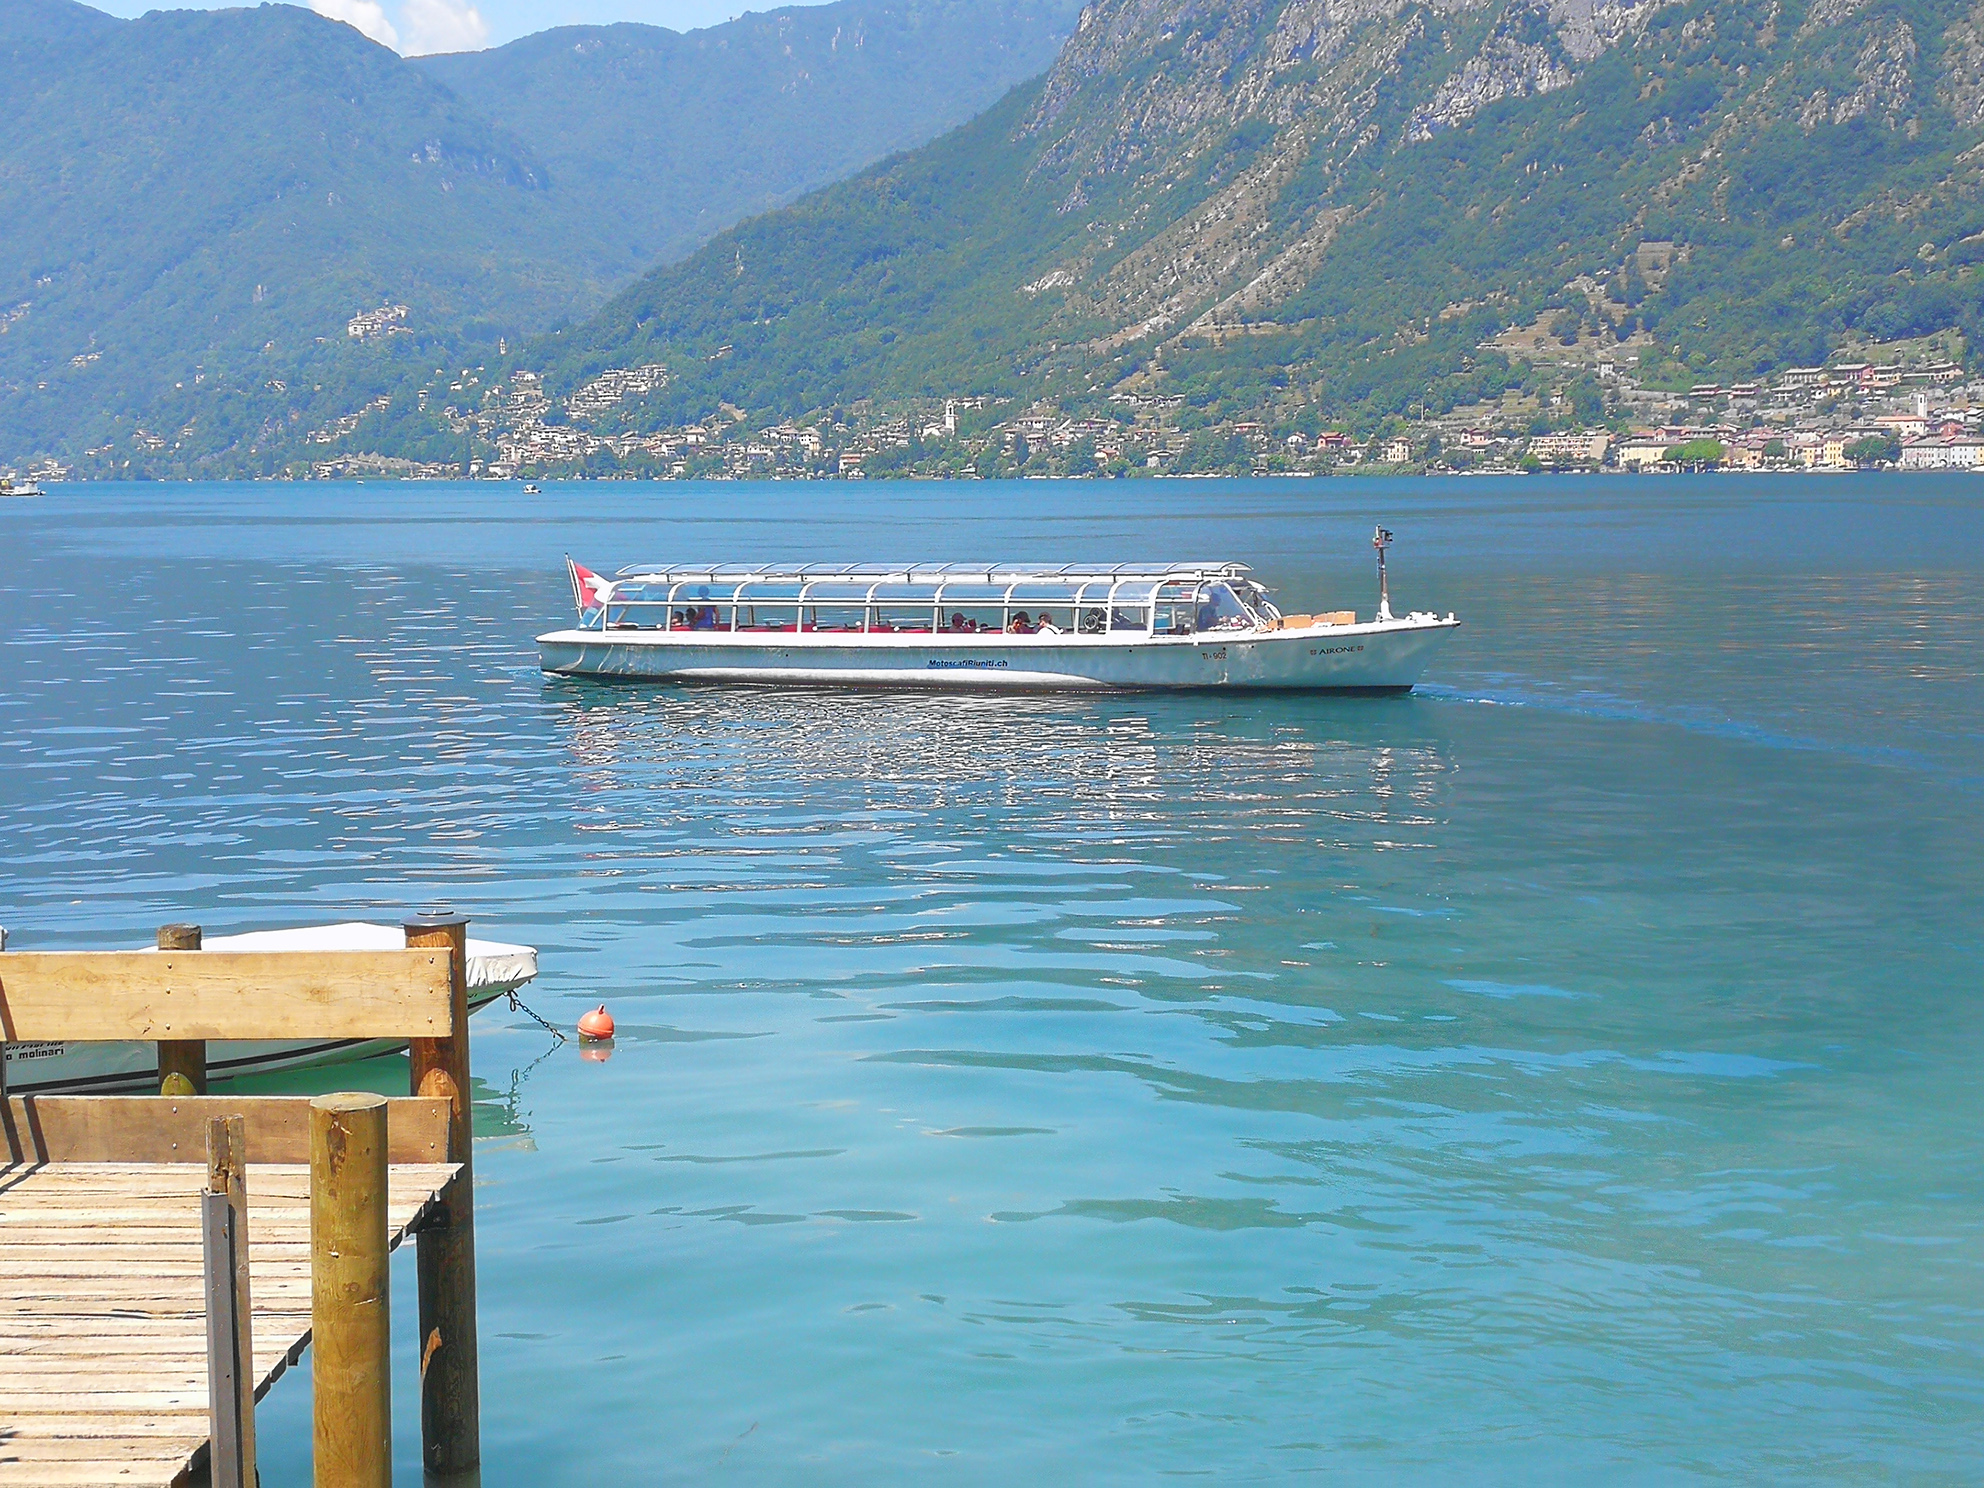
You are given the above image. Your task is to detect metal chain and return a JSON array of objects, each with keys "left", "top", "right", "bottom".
[{"left": 506, "top": 988, "right": 568, "bottom": 1045}]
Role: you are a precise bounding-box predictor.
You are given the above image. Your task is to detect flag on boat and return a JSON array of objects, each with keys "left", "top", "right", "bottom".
[{"left": 567, "top": 556, "right": 614, "bottom": 615}]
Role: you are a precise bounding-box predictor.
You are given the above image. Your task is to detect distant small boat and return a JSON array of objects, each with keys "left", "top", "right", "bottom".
[
  {"left": 523, "top": 481, "right": 542, "bottom": 494},
  {"left": 539, "top": 529, "right": 1459, "bottom": 692},
  {"left": 1, "top": 922, "right": 540, "bottom": 1093},
  {"left": 0, "top": 474, "right": 43, "bottom": 497}
]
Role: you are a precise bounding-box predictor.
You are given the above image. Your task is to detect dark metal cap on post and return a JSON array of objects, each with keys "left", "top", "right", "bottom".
[{"left": 403, "top": 908, "right": 469, "bottom": 935}]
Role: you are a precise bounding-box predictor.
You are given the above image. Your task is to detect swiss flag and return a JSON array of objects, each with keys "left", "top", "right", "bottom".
[{"left": 567, "top": 556, "right": 614, "bottom": 614}]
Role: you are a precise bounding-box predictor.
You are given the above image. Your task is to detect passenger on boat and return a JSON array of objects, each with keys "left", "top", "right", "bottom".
[
  {"left": 1036, "top": 612, "right": 1062, "bottom": 635},
  {"left": 949, "top": 613, "right": 976, "bottom": 632},
  {"left": 1008, "top": 611, "right": 1034, "bottom": 634}
]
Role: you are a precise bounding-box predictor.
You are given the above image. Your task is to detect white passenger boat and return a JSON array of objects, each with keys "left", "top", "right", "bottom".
[
  {"left": 0, "top": 922, "right": 539, "bottom": 1094},
  {"left": 538, "top": 529, "right": 1458, "bottom": 691}
]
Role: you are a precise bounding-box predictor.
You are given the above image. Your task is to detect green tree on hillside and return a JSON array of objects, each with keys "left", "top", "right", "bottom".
[
  {"left": 1843, "top": 434, "right": 1901, "bottom": 467},
  {"left": 1663, "top": 438, "right": 1725, "bottom": 469}
]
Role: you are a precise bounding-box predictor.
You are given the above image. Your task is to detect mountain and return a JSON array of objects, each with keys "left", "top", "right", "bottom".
[
  {"left": 535, "top": 0, "right": 1984, "bottom": 434},
  {"left": 0, "top": 0, "right": 1080, "bottom": 474},
  {"left": 0, "top": 0, "right": 605, "bottom": 468},
  {"left": 417, "top": 0, "right": 1085, "bottom": 271}
]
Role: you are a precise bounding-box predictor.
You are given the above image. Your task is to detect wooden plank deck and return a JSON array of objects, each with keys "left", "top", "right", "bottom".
[{"left": 0, "top": 1160, "right": 460, "bottom": 1488}]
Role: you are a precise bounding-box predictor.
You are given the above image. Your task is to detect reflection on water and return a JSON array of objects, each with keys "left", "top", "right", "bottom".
[
  {"left": 2, "top": 479, "right": 1981, "bottom": 1484},
  {"left": 227, "top": 1052, "right": 543, "bottom": 1149},
  {"left": 550, "top": 680, "right": 1453, "bottom": 848}
]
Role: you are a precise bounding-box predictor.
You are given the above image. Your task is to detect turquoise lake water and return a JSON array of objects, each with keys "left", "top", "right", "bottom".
[{"left": 1, "top": 476, "right": 1980, "bottom": 1483}]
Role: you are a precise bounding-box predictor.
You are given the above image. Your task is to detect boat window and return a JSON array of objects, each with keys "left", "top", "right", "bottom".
[
  {"left": 1240, "top": 584, "right": 1279, "bottom": 624},
  {"left": 869, "top": 605, "right": 933, "bottom": 633},
  {"left": 1153, "top": 582, "right": 1198, "bottom": 635},
  {"left": 941, "top": 608, "right": 1004, "bottom": 634},
  {"left": 803, "top": 584, "right": 870, "bottom": 605},
  {"left": 937, "top": 584, "right": 1006, "bottom": 605},
  {"left": 658, "top": 585, "right": 729, "bottom": 631},
  {"left": 1108, "top": 606, "right": 1149, "bottom": 632},
  {"left": 667, "top": 600, "right": 730, "bottom": 630},
  {"left": 1196, "top": 583, "right": 1255, "bottom": 632},
  {"left": 738, "top": 604, "right": 800, "bottom": 632},
  {"left": 806, "top": 605, "right": 867, "bottom": 633},
  {"left": 1008, "top": 583, "right": 1076, "bottom": 607}
]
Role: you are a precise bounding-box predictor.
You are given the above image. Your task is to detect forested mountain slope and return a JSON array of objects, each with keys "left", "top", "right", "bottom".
[
  {"left": 0, "top": 0, "right": 1080, "bottom": 472},
  {"left": 0, "top": 0, "right": 606, "bottom": 466},
  {"left": 541, "top": 0, "right": 1984, "bottom": 428},
  {"left": 419, "top": 0, "right": 1083, "bottom": 271}
]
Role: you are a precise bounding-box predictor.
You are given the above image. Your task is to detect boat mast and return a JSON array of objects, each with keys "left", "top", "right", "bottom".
[{"left": 1373, "top": 526, "right": 1394, "bottom": 622}]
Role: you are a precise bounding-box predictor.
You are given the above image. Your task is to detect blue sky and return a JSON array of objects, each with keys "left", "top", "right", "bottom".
[{"left": 89, "top": 0, "right": 774, "bottom": 53}]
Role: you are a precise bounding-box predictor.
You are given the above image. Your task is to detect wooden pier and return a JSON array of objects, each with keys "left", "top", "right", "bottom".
[{"left": 0, "top": 917, "right": 485, "bottom": 1488}]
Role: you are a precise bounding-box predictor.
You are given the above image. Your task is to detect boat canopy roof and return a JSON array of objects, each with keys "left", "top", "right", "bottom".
[
  {"left": 611, "top": 562, "right": 1254, "bottom": 586},
  {"left": 602, "top": 562, "right": 1264, "bottom": 607}
]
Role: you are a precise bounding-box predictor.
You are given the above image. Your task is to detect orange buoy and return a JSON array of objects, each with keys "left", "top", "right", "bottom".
[{"left": 577, "top": 1004, "right": 615, "bottom": 1040}]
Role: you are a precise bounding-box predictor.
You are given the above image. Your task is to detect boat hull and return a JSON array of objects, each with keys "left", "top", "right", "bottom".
[{"left": 537, "top": 617, "right": 1457, "bottom": 691}]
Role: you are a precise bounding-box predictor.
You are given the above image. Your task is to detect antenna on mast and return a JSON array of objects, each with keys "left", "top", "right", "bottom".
[{"left": 1373, "top": 526, "right": 1394, "bottom": 622}]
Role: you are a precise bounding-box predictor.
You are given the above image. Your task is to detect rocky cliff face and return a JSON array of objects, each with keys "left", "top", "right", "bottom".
[
  {"left": 982, "top": 0, "right": 1984, "bottom": 401},
  {"left": 998, "top": 0, "right": 1751, "bottom": 352}
]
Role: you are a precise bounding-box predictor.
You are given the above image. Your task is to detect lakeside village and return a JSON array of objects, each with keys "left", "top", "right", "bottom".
[
  {"left": 14, "top": 331, "right": 1980, "bottom": 487},
  {"left": 318, "top": 344, "right": 1978, "bottom": 483}
]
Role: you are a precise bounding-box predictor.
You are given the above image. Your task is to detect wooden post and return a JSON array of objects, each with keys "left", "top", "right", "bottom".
[
  {"left": 202, "top": 1115, "right": 255, "bottom": 1488},
  {"left": 157, "top": 923, "right": 207, "bottom": 1095},
  {"left": 311, "top": 1093, "right": 390, "bottom": 1488},
  {"left": 404, "top": 910, "right": 480, "bottom": 1474}
]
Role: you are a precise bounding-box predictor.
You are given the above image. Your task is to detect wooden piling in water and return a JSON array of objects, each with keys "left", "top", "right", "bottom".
[
  {"left": 203, "top": 1113, "right": 256, "bottom": 1488},
  {"left": 405, "top": 910, "right": 482, "bottom": 1475},
  {"left": 157, "top": 922, "right": 207, "bottom": 1095},
  {"left": 311, "top": 1092, "right": 392, "bottom": 1488}
]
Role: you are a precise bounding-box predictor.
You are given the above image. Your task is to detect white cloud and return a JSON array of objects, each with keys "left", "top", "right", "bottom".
[
  {"left": 310, "top": 0, "right": 400, "bottom": 48},
  {"left": 399, "top": 0, "right": 491, "bottom": 54},
  {"left": 96, "top": 2, "right": 754, "bottom": 51}
]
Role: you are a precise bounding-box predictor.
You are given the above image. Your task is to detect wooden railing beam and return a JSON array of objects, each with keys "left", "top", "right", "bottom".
[
  {"left": 0, "top": 948, "right": 453, "bottom": 1041},
  {"left": 2, "top": 1093, "right": 452, "bottom": 1165}
]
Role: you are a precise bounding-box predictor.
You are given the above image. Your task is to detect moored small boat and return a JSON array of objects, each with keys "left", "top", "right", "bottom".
[
  {"left": 1, "top": 922, "right": 539, "bottom": 1093},
  {"left": 538, "top": 529, "right": 1458, "bottom": 691}
]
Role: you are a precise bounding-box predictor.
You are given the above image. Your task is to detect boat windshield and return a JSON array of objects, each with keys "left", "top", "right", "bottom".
[{"left": 1196, "top": 583, "right": 1257, "bottom": 632}]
